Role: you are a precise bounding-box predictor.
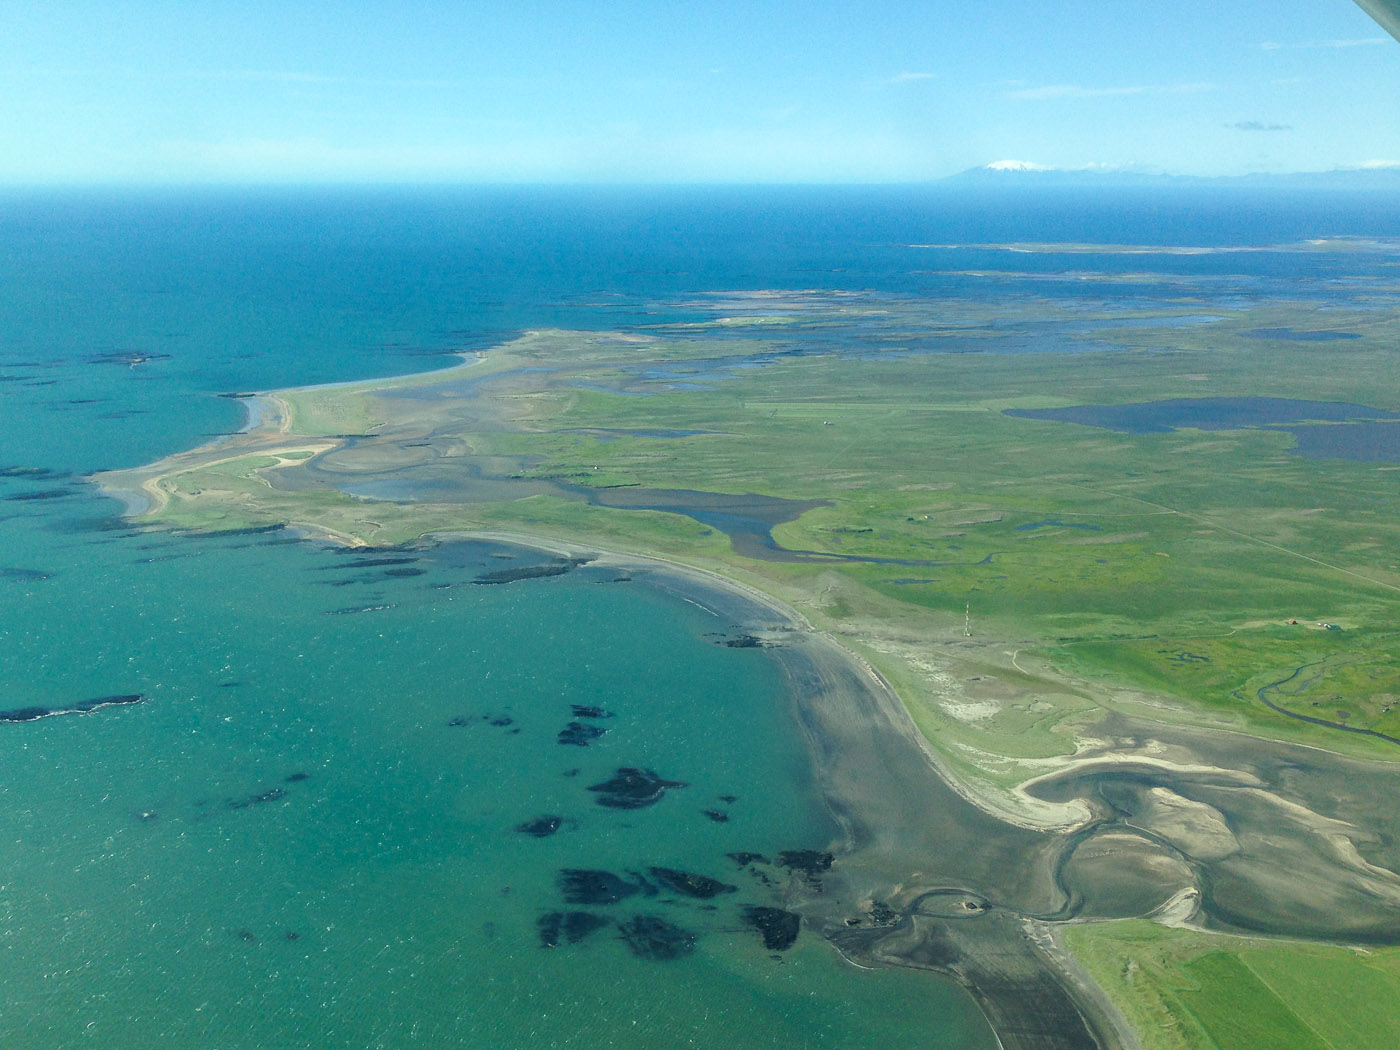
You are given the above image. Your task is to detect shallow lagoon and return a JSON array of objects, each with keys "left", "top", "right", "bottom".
[{"left": 1005, "top": 396, "right": 1400, "bottom": 434}]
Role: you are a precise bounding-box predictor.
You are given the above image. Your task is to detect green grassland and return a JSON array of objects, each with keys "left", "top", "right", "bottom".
[
  {"left": 137, "top": 303, "right": 1400, "bottom": 766},
  {"left": 487, "top": 328, "right": 1400, "bottom": 742},
  {"left": 1063, "top": 921, "right": 1400, "bottom": 1050},
  {"left": 105, "top": 282, "right": 1400, "bottom": 1050}
]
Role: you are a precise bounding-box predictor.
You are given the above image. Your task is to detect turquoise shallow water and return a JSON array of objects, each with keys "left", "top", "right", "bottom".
[
  {"left": 0, "top": 518, "right": 994, "bottom": 1048},
  {"left": 4, "top": 186, "right": 1399, "bottom": 1047}
]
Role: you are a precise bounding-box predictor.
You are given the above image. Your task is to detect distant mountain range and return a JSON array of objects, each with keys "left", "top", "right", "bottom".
[{"left": 944, "top": 162, "right": 1400, "bottom": 189}]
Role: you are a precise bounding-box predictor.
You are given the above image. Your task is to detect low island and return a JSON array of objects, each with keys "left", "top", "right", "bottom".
[{"left": 100, "top": 264, "right": 1400, "bottom": 1050}]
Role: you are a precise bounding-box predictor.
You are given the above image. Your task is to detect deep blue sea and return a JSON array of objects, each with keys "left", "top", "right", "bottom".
[{"left": 2, "top": 185, "right": 1398, "bottom": 1048}]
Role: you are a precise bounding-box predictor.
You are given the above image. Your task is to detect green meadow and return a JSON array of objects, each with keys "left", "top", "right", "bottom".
[
  {"left": 1063, "top": 921, "right": 1400, "bottom": 1050},
  {"left": 125, "top": 304, "right": 1400, "bottom": 761}
]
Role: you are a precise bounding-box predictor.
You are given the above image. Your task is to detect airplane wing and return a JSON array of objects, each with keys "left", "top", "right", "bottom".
[{"left": 1355, "top": 0, "right": 1400, "bottom": 42}]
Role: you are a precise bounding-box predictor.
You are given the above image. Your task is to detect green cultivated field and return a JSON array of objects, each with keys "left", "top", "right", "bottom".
[{"left": 1064, "top": 922, "right": 1400, "bottom": 1050}]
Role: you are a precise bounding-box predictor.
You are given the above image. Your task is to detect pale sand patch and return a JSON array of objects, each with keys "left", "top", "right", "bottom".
[
  {"left": 1131, "top": 787, "right": 1240, "bottom": 862},
  {"left": 942, "top": 699, "right": 1003, "bottom": 723},
  {"left": 1064, "top": 532, "right": 1148, "bottom": 545}
]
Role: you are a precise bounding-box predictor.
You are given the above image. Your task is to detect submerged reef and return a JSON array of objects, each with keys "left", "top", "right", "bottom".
[
  {"left": 587, "top": 768, "right": 688, "bottom": 809},
  {"left": 0, "top": 693, "right": 145, "bottom": 723}
]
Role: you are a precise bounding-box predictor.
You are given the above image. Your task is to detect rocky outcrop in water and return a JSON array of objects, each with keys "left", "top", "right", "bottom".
[
  {"left": 559, "top": 869, "right": 640, "bottom": 905},
  {"left": 617, "top": 915, "right": 696, "bottom": 961},
  {"left": 742, "top": 906, "right": 801, "bottom": 950},
  {"left": 558, "top": 722, "right": 607, "bottom": 746},
  {"left": 0, "top": 693, "right": 145, "bottom": 723},
  {"left": 587, "top": 768, "right": 687, "bottom": 809},
  {"left": 647, "top": 867, "right": 737, "bottom": 899},
  {"left": 517, "top": 816, "right": 563, "bottom": 838}
]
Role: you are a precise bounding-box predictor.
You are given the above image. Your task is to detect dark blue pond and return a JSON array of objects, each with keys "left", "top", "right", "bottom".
[
  {"left": 1285, "top": 421, "right": 1400, "bottom": 462},
  {"left": 1243, "top": 328, "right": 1362, "bottom": 342},
  {"left": 1005, "top": 397, "right": 1400, "bottom": 435}
]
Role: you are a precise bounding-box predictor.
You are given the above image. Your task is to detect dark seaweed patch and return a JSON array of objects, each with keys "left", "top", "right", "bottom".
[
  {"left": 627, "top": 870, "right": 659, "bottom": 897},
  {"left": 617, "top": 915, "right": 696, "bottom": 961},
  {"left": 722, "top": 634, "right": 769, "bottom": 649},
  {"left": 0, "top": 693, "right": 144, "bottom": 723},
  {"left": 474, "top": 562, "right": 573, "bottom": 585},
  {"left": 777, "top": 850, "right": 834, "bottom": 875},
  {"left": 47, "top": 515, "right": 144, "bottom": 535},
  {"left": 226, "top": 787, "right": 287, "bottom": 810},
  {"left": 284, "top": 772, "right": 310, "bottom": 784},
  {"left": 320, "top": 557, "right": 420, "bottom": 570},
  {"left": 701, "top": 809, "right": 729, "bottom": 823},
  {"left": 381, "top": 567, "right": 425, "bottom": 578},
  {"left": 558, "top": 721, "right": 607, "bottom": 747},
  {"left": 563, "top": 911, "right": 608, "bottom": 944},
  {"left": 570, "top": 705, "right": 613, "bottom": 719},
  {"left": 0, "top": 568, "right": 52, "bottom": 582},
  {"left": 0, "top": 467, "right": 69, "bottom": 480},
  {"left": 538, "top": 912, "right": 563, "bottom": 948},
  {"left": 196, "top": 523, "right": 286, "bottom": 538},
  {"left": 726, "top": 852, "right": 768, "bottom": 867},
  {"left": 325, "top": 603, "right": 396, "bottom": 615},
  {"left": 3, "top": 489, "right": 74, "bottom": 502},
  {"left": 559, "top": 869, "right": 640, "bottom": 905},
  {"left": 587, "top": 768, "right": 687, "bottom": 809},
  {"left": 867, "top": 901, "right": 899, "bottom": 926},
  {"left": 87, "top": 351, "right": 171, "bottom": 366},
  {"left": 742, "top": 906, "right": 801, "bottom": 951},
  {"left": 517, "top": 815, "right": 563, "bottom": 838},
  {"left": 647, "top": 867, "right": 737, "bottom": 899}
]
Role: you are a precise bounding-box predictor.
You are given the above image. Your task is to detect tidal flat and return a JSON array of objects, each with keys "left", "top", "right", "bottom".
[{"left": 97, "top": 232, "right": 1400, "bottom": 1049}]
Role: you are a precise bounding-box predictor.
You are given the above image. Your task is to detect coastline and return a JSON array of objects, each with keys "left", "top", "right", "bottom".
[
  {"left": 89, "top": 326, "right": 1400, "bottom": 1050},
  {"left": 90, "top": 427, "right": 1131, "bottom": 1050},
  {"left": 476, "top": 533, "right": 1128, "bottom": 1049}
]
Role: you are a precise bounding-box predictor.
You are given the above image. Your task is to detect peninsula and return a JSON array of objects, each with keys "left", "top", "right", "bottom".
[{"left": 100, "top": 265, "right": 1400, "bottom": 1050}]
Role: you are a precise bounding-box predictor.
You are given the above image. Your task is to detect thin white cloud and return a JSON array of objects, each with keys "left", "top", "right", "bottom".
[
  {"left": 889, "top": 72, "right": 936, "bottom": 83},
  {"left": 1226, "top": 121, "right": 1293, "bottom": 132},
  {"left": 1355, "top": 159, "right": 1400, "bottom": 169},
  {"left": 1261, "top": 38, "right": 1389, "bottom": 50},
  {"left": 1006, "top": 82, "right": 1215, "bottom": 100}
]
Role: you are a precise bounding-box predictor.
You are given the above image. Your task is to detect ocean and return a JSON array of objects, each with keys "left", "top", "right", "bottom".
[{"left": 2, "top": 185, "right": 1398, "bottom": 1049}]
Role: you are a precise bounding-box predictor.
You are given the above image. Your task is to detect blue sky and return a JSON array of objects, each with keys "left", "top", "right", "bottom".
[{"left": 3, "top": 0, "right": 1397, "bottom": 182}]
